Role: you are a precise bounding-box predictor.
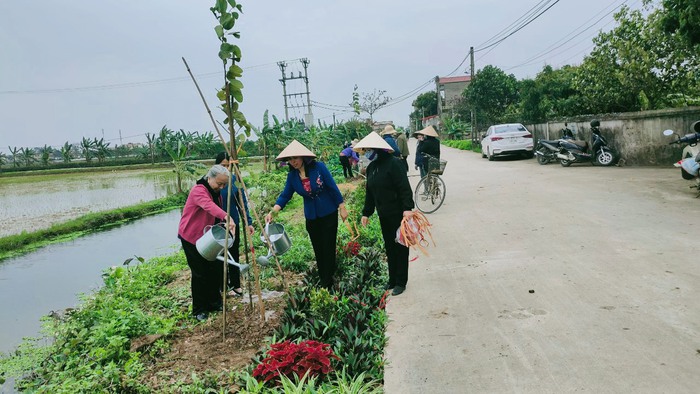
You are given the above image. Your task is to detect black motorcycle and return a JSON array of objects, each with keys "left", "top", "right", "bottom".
[
  {"left": 534, "top": 125, "right": 576, "bottom": 165},
  {"left": 534, "top": 139, "right": 562, "bottom": 165},
  {"left": 557, "top": 120, "right": 617, "bottom": 167}
]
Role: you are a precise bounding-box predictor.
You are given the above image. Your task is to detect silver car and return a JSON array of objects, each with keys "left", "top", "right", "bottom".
[{"left": 480, "top": 123, "right": 534, "bottom": 161}]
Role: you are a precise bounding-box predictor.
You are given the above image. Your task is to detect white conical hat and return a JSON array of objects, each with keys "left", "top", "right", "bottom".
[
  {"left": 380, "top": 124, "right": 397, "bottom": 136},
  {"left": 276, "top": 140, "right": 316, "bottom": 161},
  {"left": 413, "top": 125, "right": 439, "bottom": 137},
  {"left": 353, "top": 131, "right": 394, "bottom": 153}
]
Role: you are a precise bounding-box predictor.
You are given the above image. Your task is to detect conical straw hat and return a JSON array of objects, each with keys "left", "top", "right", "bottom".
[
  {"left": 353, "top": 131, "right": 394, "bottom": 153},
  {"left": 413, "top": 125, "right": 439, "bottom": 137},
  {"left": 380, "top": 124, "right": 397, "bottom": 136},
  {"left": 276, "top": 140, "right": 316, "bottom": 161}
]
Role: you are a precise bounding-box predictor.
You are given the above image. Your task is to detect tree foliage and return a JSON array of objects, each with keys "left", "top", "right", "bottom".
[
  {"left": 658, "top": 0, "right": 700, "bottom": 47},
  {"left": 463, "top": 65, "right": 519, "bottom": 130}
]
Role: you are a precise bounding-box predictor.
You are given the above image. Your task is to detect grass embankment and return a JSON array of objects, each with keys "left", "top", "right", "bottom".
[
  {"left": 0, "top": 171, "right": 388, "bottom": 392},
  {"left": 0, "top": 193, "right": 186, "bottom": 261},
  {"left": 442, "top": 138, "right": 482, "bottom": 153}
]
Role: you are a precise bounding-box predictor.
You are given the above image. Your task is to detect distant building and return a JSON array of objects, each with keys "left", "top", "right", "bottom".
[
  {"left": 435, "top": 75, "right": 471, "bottom": 118},
  {"left": 371, "top": 120, "right": 394, "bottom": 134}
]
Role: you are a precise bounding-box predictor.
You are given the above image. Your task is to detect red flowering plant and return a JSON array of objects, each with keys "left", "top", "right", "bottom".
[{"left": 252, "top": 340, "right": 340, "bottom": 386}]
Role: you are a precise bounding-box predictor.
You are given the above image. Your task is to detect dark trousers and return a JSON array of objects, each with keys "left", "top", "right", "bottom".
[
  {"left": 226, "top": 227, "right": 241, "bottom": 289},
  {"left": 401, "top": 157, "right": 409, "bottom": 172},
  {"left": 306, "top": 211, "right": 339, "bottom": 289},
  {"left": 339, "top": 155, "right": 353, "bottom": 178},
  {"left": 181, "top": 239, "right": 223, "bottom": 315},
  {"left": 379, "top": 212, "right": 409, "bottom": 287}
]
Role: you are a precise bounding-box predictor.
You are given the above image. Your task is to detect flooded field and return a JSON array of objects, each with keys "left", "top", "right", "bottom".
[
  {"left": 0, "top": 210, "right": 181, "bottom": 355},
  {"left": 0, "top": 169, "right": 177, "bottom": 237}
]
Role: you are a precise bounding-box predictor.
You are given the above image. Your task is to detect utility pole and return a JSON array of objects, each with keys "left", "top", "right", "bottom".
[
  {"left": 469, "top": 46, "right": 477, "bottom": 143},
  {"left": 277, "top": 58, "right": 313, "bottom": 125}
]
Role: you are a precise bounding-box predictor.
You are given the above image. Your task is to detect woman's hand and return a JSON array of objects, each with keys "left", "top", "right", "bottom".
[
  {"left": 226, "top": 220, "right": 236, "bottom": 232},
  {"left": 339, "top": 205, "right": 349, "bottom": 221},
  {"left": 361, "top": 216, "right": 369, "bottom": 227},
  {"left": 265, "top": 205, "right": 281, "bottom": 223},
  {"left": 247, "top": 225, "right": 255, "bottom": 235}
]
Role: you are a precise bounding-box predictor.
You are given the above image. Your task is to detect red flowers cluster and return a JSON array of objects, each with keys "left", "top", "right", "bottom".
[
  {"left": 343, "top": 241, "right": 361, "bottom": 256},
  {"left": 252, "top": 340, "right": 340, "bottom": 385}
]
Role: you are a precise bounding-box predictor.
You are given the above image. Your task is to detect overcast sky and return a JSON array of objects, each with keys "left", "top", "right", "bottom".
[{"left": 0, "top": 0, "right": 641, "bottom": 153}]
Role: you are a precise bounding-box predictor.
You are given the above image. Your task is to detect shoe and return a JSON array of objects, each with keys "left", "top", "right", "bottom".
[
  {"left": 194, "top": 312, "right": 208, "bottom": 322},
  {"left": 392, "top": 286, "right": 405, "bottom": 296},
  {"left": 227, "top": 287, "right": 244, "bottom": 297},
  {"left": 383, "top": 283, "right": 394, "bottom": 291}
]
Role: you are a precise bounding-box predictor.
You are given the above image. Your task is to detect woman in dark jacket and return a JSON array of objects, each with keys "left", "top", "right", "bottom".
[
  {"left": 265, "top": 140, "right": 349, "bottom": 289},
  {"left": 215, "top": 152, "right": 255, "bottom": 296},
  {"left": 414, "top": 125, "right": 441, "bottom": 178},
  {"left": 357, "top": 133, "right": 415, "bottom": 296}
]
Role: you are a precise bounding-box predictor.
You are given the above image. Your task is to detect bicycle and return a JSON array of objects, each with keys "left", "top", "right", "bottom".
[{"left": 414, "top": 153, "right": 446, "bottom": 214}]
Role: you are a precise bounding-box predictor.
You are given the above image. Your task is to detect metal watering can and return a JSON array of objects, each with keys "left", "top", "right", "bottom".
[
  {"left": 257, "top": 223, "right": 292, "bottom": 267},
  {"left": 195, "top": 223, "right": 249, "bottom": 273}
]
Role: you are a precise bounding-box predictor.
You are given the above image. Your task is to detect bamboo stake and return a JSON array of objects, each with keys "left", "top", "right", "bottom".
[
  {"left": 230, "top": 164, "right": 296, "bottom": 309},
  {"left": 182, "top": 57, "right": 266, "bottom": 330}
]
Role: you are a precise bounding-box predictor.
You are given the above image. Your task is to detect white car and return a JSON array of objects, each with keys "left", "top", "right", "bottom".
[{"left": 480, "top": 123, "right": 534, "bottom": 161}]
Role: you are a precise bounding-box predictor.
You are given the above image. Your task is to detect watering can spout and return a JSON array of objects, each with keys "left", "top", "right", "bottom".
[
  {"left": 256, "top": 254, "right": 271, "bottom": 267},
  {"left": 230, "top": 262, "right": 250, "bottom": 274}
]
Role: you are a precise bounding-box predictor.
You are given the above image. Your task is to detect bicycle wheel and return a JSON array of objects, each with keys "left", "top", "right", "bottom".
[{"left": 414, "top": 175, "right": 446, "bottom": 214}]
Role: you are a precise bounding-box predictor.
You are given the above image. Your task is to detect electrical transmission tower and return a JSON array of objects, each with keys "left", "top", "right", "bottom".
[{"left": 278, "top": 58, "right": 313, "bottom": 126}]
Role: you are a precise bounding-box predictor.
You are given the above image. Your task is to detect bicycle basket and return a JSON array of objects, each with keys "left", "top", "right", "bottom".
[{"left": 429, "top": 157, "right": 447, "bottom": 175}]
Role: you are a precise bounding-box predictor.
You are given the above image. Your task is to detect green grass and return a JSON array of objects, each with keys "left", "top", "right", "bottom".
[
  {"left": 442, "top": 139, "right": 482, "bottom": 153},
  {"left": 0, "top": 193, "right": 186, "bottom": 261}
]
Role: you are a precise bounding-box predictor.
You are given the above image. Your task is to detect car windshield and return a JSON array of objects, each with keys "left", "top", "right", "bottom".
[{"left": 494, "top": 125, "right": 526, "bottom": 134}]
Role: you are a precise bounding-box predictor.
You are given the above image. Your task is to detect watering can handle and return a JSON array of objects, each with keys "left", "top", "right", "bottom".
[{"left": 202, "top": 225, "right": 213, "bottom": 234}]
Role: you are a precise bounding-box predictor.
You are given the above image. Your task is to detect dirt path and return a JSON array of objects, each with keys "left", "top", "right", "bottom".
[{"left": 384, "top": 141, "right": 700, "bottom": 393}]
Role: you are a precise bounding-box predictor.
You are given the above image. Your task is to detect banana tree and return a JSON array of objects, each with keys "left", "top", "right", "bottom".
[
  {"left": 8, "top": 146, "right": 20, "bottom": 167},
  {"left": 94, "top": 138, "right": 111, "bottom": 163},
  {"left": 165, "top": 140, "right": 203, "bottom": 193},
  {"left": 145, "top": 132, "right": 157, "bottom": 164},
  {"left": 80, "top": 137, "right": 95, "bottom": 162},
  {"left": 39, "top": 145, "right": 53, "bottom": 166},
  {"left": 20, "top": 147, "right": 35, "bottom": 167},
  {"left": 60, "top": 142, "right": 74, "bottom": 163}
]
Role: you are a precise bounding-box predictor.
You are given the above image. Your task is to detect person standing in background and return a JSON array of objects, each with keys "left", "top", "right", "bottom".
[
  {"left": 380, "top": 125, "right": 402, "bottom": 158},
  {"left": 395, "top": 126, "right": 410, "bottom": 172},
  {"left": 214, "top": 152, "right": 255, "bottom": 297},
  {"left": 339, "top": 141, "right": 359, "bottom": 179}
]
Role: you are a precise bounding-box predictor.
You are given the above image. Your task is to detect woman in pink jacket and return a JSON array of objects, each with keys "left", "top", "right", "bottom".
[{"left": 178, "top": 165, "right": 236, "bottom": 322}]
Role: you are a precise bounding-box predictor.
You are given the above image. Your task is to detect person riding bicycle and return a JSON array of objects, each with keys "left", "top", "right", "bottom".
[{"left": 413, "top": 125, "right": 440, "bottom": 178}]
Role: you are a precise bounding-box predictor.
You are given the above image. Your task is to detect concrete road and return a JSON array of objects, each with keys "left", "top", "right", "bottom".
[{"left": 384, "top": 142, "right": 700, "bottom": 393}]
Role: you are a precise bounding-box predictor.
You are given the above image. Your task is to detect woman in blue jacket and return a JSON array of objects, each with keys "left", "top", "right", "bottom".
[{"left": 265, "top": 140, "right": 349, "bottom": 289}]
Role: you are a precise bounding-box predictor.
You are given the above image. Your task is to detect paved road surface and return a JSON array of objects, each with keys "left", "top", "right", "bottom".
[{"left": 384, "top": 142, "right": 700, "bottom": 393}]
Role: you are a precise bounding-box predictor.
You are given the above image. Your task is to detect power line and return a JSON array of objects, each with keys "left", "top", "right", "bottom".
[
  {"left": 503, "top": 0, "right": 629, "bottom": 71},
  {"left": 444, "top": 0, "right": 559, "bottom": 76},
  {"left": 0, "top": 61, "right": 281, "bottom": 95},
  {"left": 475, "top": 0, "right": 561, "bottom": 53}
]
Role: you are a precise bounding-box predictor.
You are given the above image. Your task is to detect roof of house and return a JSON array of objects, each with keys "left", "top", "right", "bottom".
[{"left": 437, "top": 76, "right": 471, "bottom": 84}]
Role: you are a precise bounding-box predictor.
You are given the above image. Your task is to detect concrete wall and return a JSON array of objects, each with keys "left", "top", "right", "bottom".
[{"left": 526, "top": 107, "right": 700, "bottom": 166}]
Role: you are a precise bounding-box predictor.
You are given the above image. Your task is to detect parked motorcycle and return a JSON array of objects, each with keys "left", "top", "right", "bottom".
[
  {"left": 534, "top": 139, "right": 563, "bottom": 165},
  {"left": 557, "top": 120, "right": 617, "bottom": 167},
  {"left": 664, "top": 120, "right": 700, "bottom": 194},
  {"left": 534, "top": 124, "right": 576, "bottom": 165}
]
